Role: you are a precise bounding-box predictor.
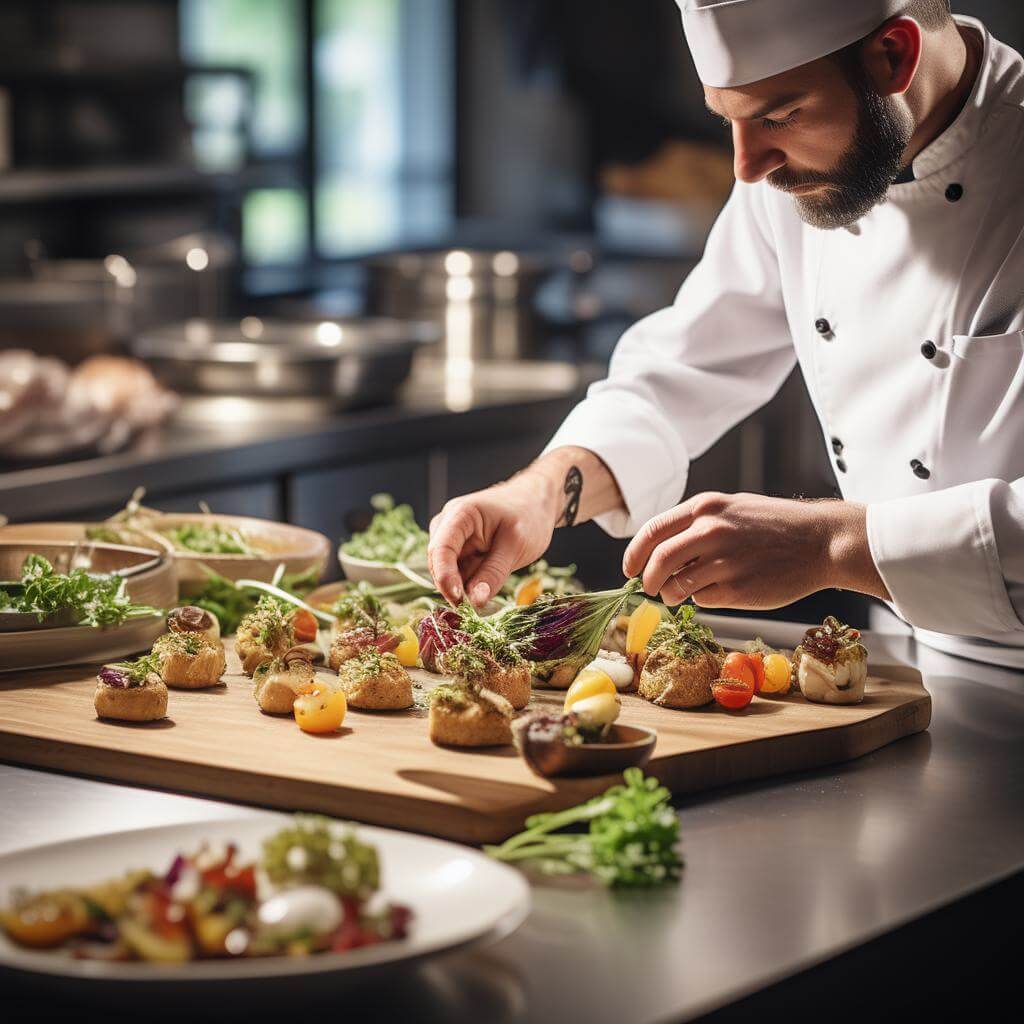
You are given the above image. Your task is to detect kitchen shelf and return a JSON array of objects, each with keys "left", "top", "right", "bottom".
[{"left": 0, "top": 165, "right": 239, "bottom": 204}]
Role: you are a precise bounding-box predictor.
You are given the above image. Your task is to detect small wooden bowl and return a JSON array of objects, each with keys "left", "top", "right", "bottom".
[
  {"left": 126, "top": 513, "right": 330, "bottom": 590},
  {"left": 518, "top": 723, "right": 657, "bottom": 779}
]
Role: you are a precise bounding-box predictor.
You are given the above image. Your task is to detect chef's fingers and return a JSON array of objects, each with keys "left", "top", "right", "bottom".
[
  {"left": 659, "top": 557, "right": 729, "bottom": 606},
  {"left": 622, "top": 494, "right": 716, "bottom": 577},
  {"left": 464, "top": 533, "right": 518, "bottom": 608},
  {"left": 458, "top": 551, "right": 486, "bottom": 588},
  {"left": 690, "top": 580, "right": 745, "bottom": 609},
  {"left": 428, "top": 508, "right": 474, "bottom": 605},
  {"left": 638, "top": 520, "right": 720, "bottom": 593}
]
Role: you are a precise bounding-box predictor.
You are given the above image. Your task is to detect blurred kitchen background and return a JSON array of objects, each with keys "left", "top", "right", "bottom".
[{"left": 1, "top": 0, "right": 1021, "bottom": 618}]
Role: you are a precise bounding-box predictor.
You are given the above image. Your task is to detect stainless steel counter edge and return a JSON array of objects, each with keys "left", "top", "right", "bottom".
[{"left": 1, "top": 615, "right": 1022, "bottom": 1022}]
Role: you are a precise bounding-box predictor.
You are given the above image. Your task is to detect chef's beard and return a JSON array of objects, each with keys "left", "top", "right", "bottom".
[{"left": 768, "top": 66, "right": 913, "bottom": 230}]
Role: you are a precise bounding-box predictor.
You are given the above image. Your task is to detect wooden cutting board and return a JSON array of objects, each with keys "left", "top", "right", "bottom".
[{"left": 0, "top": 641, "right": 930, "bottom": 844}]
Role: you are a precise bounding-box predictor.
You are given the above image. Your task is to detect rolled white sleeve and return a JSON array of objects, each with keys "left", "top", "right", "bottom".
[
  {"left": 543, "top": 181, "right": 796, "bottom": 537},
  {"left": 867, "top": 478, "right": 1024, "bottom": 638}
]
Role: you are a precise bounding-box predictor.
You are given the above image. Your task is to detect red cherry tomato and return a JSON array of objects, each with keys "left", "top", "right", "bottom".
[
  {"left": 721, "top": 652, "right": 756, "bottom": 689},
  {"left": 747, "top": 652, "right": 766, "bottom": 694},
  {"left": 712, "top": 677, "right": 754, "bottom": 711}
]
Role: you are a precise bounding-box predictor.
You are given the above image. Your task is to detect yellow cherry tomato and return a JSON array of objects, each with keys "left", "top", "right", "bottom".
[
  {"left": 294, "top": 684, "right": 347, "bottom": 734},
  {"left": 394, "top": 624, "right": 420, "bottom": 667},
  {"left": 626, "top": 600, "right": 662, "bottom": 655},
  {"left": 564, "top": 668, "right": 617, "bottom": 712},
  {"left": 570, "top": 691, "right": 621, "bottom": 728},
  {"left": 761, "top": 653, "right": 792, "bottom": 694},
  {"left": 514, "top": 575, "right": 544, "bottom": 606},
  {"left": 0, "top": 895, "right": 90, "bottom": 949}
]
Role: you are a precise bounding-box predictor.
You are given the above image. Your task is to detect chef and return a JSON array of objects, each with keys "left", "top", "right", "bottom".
[{"left": 429, "top": 1, "right": 1024, "bottom": 666}]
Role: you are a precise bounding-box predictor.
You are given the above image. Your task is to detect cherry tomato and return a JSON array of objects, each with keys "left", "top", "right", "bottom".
[
  {"left": 294, "top": 684, "right": 347, "bottom": 734},
  {"left": 762, "top": 653, "right": 792, "bottom": 694},
  {"left": 290, "top": 608, "right": 319, "bottom": 644},
  {"left": 712, "top": 677, "right": 754, "bottom": 711},
  {"left": 721, "top": 652, "right": 756, "bottom": 689},
  {"left": 747, "top": 652, "right": 766, "bottom": 694}
]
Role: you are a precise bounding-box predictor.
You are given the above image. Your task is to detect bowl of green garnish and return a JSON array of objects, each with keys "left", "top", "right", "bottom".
[{"left": 339, "top": 494, "right": 430, "bottom": 586}]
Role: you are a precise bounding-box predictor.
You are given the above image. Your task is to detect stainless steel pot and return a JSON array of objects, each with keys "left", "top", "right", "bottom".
[
  {"left": 365, "top": 249, "right": 551, "bottom": 360},
  {"left": 131, "top": 317, "right": 439, "bottom": 408}
]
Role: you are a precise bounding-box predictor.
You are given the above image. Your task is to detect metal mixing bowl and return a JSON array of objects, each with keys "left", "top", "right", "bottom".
[{"left": 132, "top": 317, "right": 439, "bottom": 407}]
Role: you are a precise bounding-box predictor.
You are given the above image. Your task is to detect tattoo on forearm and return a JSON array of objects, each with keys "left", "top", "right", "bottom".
[{"left": 558, "top": 466, "right": 583, "bottom": 527}]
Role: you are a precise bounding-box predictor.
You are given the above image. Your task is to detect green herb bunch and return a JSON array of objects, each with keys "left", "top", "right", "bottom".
[
  {"left": 0, "top": 554, "right": 159, "bottom": 628},
  {"left": 486, "top": 769, "right": 683, "bottom": 888},
  {"left": 649, "top": 604, "right": 722, "bottom": 659},
  {"left": 160, "top": 522, "right": 261, "bottom": 556},
  {"left": 341, "top": 494, "right": 428, "bottom": 564},
  {"left": 454, "top": 601, "right": 524, "bottom": 666}
]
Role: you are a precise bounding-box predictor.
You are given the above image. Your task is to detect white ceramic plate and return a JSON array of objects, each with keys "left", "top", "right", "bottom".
[{"left": 0, "top": 815, "right": 530, "bottom": 982}]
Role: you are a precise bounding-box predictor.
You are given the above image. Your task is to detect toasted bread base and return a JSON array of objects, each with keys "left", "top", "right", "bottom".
[
  {"left": 342, "top": 663, "right": 413, "bottom": 710},
  {"left": 159, "top": 645, "right": 227, "bottom": 689},
  {"left": 94, "top": 674, "right": 168, "bottom": 722},
  {"left": 484, "top": 663, "right": 532, "bottom": 709},
  {"left": 254, "top": 662, "right": 315, "bottom": 715},
  {"left": 638, "top": 648, "right": 721, "bottom": 709},
  {"left": 428, "top": 700, "right": 513, "bottom": 747}
]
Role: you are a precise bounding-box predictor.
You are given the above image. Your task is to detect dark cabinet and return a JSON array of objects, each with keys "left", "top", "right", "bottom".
[{"left": 287, "top": 455, "right": 431, "bottom": 579}]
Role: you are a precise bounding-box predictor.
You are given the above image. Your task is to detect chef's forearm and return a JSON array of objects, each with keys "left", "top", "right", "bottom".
[
  {"left": 825, "top": 501, "right": 892, "bottom": 601},
  {"left": 524, "top": 446, "right": 627, "bottom": 529}
]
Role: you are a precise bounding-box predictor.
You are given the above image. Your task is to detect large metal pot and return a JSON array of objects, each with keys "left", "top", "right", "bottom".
[
  {"left": 131, "top": 317, "right": 438, "bottom": 408},
  {"left": 28, "top": 231, "right": 237, "bottom": 338},
  {"left": 365, "top": 248, "right": 551, "bottom": 360}
]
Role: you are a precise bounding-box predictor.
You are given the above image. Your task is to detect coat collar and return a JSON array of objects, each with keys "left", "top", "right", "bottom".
[{"left": 907, "top": 16, "right": 1004, "bottom": 182}]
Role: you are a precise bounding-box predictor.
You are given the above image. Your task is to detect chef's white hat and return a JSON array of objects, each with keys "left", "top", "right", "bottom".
[{"left": 678, "top": 0, "right": 907, "bottom": 88}]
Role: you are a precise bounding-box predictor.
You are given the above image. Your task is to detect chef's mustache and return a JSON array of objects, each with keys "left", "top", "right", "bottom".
[{"left": 767, "top": 168, "right": 837, "bottom": 192}]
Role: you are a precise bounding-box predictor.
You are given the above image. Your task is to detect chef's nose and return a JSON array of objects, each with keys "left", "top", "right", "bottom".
[{"left": 731, "top": 121, "right": 786, "bottom": 183}]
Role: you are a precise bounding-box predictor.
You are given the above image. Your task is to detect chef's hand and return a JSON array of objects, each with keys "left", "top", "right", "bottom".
[
  {"left": 623, "top": 492, "right": 891, "bottom": 608},
  {"left": 429, "top": 446, "right": 626, "bottom": 607}
]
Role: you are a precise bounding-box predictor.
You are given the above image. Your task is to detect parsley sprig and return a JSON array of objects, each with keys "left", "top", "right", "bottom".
[
  {"left": 0, "top": 555, "right": 160, "bottom": 628},
  {"left": 486, "top": 769, "right": 683, "bottom": 888}
]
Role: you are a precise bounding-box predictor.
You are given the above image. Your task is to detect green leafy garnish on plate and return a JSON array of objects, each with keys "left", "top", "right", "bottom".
[{"left": 486, "top": 768, "right": 683, "bottom": 888}]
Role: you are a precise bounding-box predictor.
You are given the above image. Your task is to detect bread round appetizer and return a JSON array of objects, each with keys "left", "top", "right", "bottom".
[
  {"left": 152, "top": 631, "right": 227, "bottom": 689},
  {"left": 793, "top": 617, "right": 868, "bottom": 705},
  {"left": 337, "top": 649, "right": 412, "bottom": 710},
  {"left": 94, "top": 663, "right": 168, "bottom": 722},
  {"left": 428, "top": 682, "right": 514, "bottom": 748},
  {"left": 328, "top": 626, "right": 400, "bottom": 671},
  {"left": 166, "top": 605, "right": 221, "bottom": 643},
  {"left": 440, "top": 644, "right": 531, "bottom": 710},
  {"left": 236, "top": 597, "right": 294, "bottom": 676},
  {"left": 253, "top": 647, "right": 317, "bottom": 715},
  {"left": 637, "top": 605, "right": 724, "bottom": 709}
]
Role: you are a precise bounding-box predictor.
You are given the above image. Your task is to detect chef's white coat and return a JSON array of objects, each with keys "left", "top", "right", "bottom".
[{"left": 544, "top": 17, "right": 1024, "bottom": 666}]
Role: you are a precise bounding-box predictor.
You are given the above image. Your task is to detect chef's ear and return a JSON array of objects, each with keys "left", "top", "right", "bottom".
[{"left": 862, "top": 16, "right": 923, "bottom": 97}]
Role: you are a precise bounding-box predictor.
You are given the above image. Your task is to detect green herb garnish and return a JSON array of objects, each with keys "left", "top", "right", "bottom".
[
  {"left": 261, "top": 816, "right": 380, "bottom": 900},
  {"left": 160, "top": 522, "right": 262, "bottom": 556},
  {"left": 341, "top": 494, "right": 428, "bottom": 564},
  {"left": 0, "top": 554, "right": 159, "bottom": 628},
  {"left": 486, "top": 769, "right": 683, "bottom": 887},
  {"left": 649, "top": 604, "right": 721, "bottom": 660}
]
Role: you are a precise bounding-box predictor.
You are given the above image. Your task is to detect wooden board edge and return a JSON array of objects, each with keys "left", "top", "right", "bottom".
[
  {"left": 0, "top": 734, "right": 535, "bottom": 846},
  {"left": 649, "top": 691, "right": 932, "bottom": 796}
]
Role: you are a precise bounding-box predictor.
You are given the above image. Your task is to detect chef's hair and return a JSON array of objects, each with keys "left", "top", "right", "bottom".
[{"left": 899, "top": 0, "right": 952, "bottom": 31}]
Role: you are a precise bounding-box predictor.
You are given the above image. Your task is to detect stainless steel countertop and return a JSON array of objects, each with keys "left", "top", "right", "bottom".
[{"left": 2, "top": 614, "right": 1023, "bottom": 1021}]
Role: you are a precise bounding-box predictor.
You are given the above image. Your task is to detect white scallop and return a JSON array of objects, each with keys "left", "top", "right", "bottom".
[{"left": 257, "top": 885, "right": 342, "bottom": 936}]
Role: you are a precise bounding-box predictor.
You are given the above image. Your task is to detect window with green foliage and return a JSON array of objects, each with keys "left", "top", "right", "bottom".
[{"left": 181, "top": 0, "right": 453, "bottom": 267}]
